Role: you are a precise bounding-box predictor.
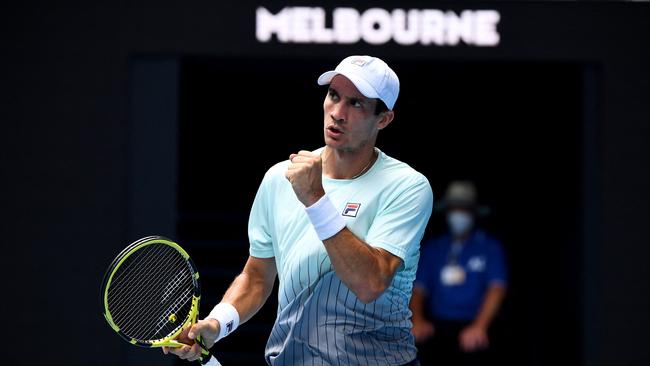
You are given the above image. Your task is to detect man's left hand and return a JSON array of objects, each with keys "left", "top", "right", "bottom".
[
  {"left": 459, "top": 323, "right": 489, "bottom": 352},
  {"left": 285, "top": 150, "right": 326, "bottom": 206}
]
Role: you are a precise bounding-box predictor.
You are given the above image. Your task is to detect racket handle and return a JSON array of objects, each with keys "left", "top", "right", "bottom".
[
  {"left": 202, "top": 355, "right": 222, "bottom": 366},
  {"left": 199, "top": 344, "right": 221, "bottom": 366}
]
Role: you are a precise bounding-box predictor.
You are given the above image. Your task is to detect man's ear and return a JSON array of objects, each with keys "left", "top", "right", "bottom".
[{"left": 377, "top": 110, "right": 395, "bottom": 130}]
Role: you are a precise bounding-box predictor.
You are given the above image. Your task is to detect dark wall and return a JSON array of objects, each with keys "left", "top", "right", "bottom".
[{"left": 2, "top": 2, "right": 649, "bottom": 365}]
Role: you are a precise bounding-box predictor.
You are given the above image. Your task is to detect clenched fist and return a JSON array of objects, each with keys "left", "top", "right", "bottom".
[{"left": 285, "top": 150, "right": 326, "bottom": 207}]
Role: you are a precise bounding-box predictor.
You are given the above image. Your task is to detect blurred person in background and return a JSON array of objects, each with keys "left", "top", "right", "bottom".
[{"left": 410, "top": 181, "right": 507, "bottom": 365}]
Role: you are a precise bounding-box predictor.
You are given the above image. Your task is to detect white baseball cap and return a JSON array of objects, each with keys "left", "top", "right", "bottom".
[{"left": 317, "top": 55, "right": 400, "bottom": 110}]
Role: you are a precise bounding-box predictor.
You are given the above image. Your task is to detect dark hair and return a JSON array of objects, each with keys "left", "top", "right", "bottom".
[{"left": 374, "top": 100, "right": 389, "bottom": 115}]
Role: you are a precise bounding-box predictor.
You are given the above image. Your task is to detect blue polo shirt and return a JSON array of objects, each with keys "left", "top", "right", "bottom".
[{"left": 414, "top": 230, "right": 507, "bottom": 321}]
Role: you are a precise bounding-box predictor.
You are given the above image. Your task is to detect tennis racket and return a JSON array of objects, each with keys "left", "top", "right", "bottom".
[{"left": 100, "top": 235, "right": 221, "bottom": 365}]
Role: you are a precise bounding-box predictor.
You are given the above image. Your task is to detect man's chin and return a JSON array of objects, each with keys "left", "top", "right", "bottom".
[{"left": 324, "top": 136, "right": 345, "bottom": 148}]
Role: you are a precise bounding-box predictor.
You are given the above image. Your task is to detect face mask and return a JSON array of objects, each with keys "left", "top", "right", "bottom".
[{"left": 447, "top": 211, "right": 474, "bottom": 236}]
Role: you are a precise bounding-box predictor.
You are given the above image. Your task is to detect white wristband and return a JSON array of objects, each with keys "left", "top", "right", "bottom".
[
  {"left": 305, "top": 195, "right": 346, "bottom": 241},
  {"left": 207, "top": 302, "right": 240, "bottom": 342}
]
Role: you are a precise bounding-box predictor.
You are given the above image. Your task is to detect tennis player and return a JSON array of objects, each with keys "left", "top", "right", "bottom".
[{"left": 165, "top": 55, "right": 433, "bottom": 365}]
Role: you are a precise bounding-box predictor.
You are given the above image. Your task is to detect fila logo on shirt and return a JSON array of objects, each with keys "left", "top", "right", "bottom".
[{"left": 342, "top": 203, "right": 360, "bottom": 217}]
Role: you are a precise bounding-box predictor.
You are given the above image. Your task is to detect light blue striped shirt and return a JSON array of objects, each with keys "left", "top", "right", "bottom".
[{"left": 249, "top": 148, "right": 433, "bottom": 365}]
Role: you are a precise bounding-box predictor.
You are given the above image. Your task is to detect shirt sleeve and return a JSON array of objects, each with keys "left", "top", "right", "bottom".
[
  {"left": 487, "top": 239, "right": 508, "bottom": 286},
  {"left": 248, "top": 169, "right": 276, "bottom": 258},
  {"left": 365, "top": 175, "right": 434, "bottom": 260}
]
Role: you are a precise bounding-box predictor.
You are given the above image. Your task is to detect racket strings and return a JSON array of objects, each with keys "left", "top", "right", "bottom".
[
  {"left": 110, "top": 242, "right": 161, "bottom": 286},
  {"left": 112, "top": 246, "right": 187, "bottom": 328},
  {"left": 109, "top": 244, "right": 178, "bottom": 320},
  {"left": 152, "top": 284, "right": 193, "bottom": 336},
  {"left": 114, "top": 259, "right": 190, "bottom": 338},
  {"left": 107, "top": 243, "right": 196, "bottom": 341},
  {"left": 110, "top": 246, "right": 192, "bottom": 339},
  {"left": 143, "top": 268, "right": 193, "bottom": 336},
  {"left": 108, "top": 245, "right": 176, "bottom": 335},
  {"left": 108, "top": 244, "right": 169, "bottom": 312},
  {"left": 110, "top": 247, "right": 181, "bottom": 316}
]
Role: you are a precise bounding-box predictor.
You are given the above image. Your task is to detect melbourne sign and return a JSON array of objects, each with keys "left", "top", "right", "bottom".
[{"left": 256, "top": 7, "right": 500, "bottom": 46}]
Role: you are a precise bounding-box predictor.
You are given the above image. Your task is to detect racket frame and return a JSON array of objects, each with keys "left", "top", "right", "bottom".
[{"left": 100, "top": 235, "right": 202, "bottom": 349}]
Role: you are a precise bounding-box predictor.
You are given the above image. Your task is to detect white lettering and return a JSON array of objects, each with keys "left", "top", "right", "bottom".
[
  {"left": 255, "top": 7, "right": 501, "bottom": 47},
  {"left": 420, "top": 10, "right": 445, "bottom": 46},
  {"left": 311, "top": 7, "right": 333, "bottom": 43},
  {"left": 475, "top": 10, "right": 500, "bottom": 46},
  {"left": 392, "top": 9, "right": 419, "bottom": 46},
  {"left": 360, "top": 8, "right": 392, "bottom": 45},
  {"left": 444, "top": 10, "right": 473, "bottom": 46},
  {"left": 290, "top": 7, "right": 311, "bottom": 43},
  {"left": 333, "top": 8, "right": 360, "bottom": 44},
  {"left": 256, "top": 7, "right": 290, "bottom": 42}
]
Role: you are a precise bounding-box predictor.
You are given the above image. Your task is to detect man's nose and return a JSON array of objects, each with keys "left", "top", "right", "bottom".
[{"left": 330, "top": 102, "right": 346, "bottom": 123}]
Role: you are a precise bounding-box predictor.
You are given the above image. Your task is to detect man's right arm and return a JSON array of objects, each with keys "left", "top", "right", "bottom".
[
  {"left": 163, "top": 256, "right": 277, "bottom": 361},
  {"left": 222, "top": 255, "right": 277, "bottom": 324}
]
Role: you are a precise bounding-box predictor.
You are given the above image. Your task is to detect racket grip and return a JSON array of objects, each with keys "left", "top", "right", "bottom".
[
  {"left": 199, "top": 346, "right": 221, "bottom": 366},
  {"left": 202, "top": 355, "right": 222, "bottom": 366}
]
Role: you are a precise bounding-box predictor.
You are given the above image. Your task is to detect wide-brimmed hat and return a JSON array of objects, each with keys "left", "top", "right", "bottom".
[{"left": 434, "top": 180, "right": 490, "bottom": 216}]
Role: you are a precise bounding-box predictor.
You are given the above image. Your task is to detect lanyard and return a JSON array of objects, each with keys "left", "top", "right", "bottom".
[{"left": 446, "top": 241, "right": 464, "bottom": 265}]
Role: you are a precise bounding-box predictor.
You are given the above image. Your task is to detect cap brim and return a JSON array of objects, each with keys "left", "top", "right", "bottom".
[
  {"left": 317, "top": 71, "right": 338, "bottom": 85},
  {"left": 317, "top": 71, "right": 380, "bottom": 100}
]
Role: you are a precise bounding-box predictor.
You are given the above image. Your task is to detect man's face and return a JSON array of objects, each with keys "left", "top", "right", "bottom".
[
  {"left": 446, "top": 207, "right": 475, "bottom": 237},
  {"left": 322, "top": 75, "right": 392, "bottom": 152}
]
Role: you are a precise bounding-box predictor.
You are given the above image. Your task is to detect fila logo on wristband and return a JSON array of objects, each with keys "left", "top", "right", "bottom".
[
  {"left": 208, "top": 302, "right": 240, "bottom": 342},
  {"left": 342, "top": 203, "right": 360, "bottom": 217}
]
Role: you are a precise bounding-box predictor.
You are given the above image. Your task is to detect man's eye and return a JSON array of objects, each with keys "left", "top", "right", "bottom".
[
  {"left": 329, "top": 91, "right": 339, "bottom": 100},
  {"left": 351, "top": 100, "right": 362, "bottom": 108}
]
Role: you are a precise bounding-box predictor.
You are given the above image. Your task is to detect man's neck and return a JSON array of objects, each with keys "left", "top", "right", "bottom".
[
  {"left": 452, "top": 231, "right": 472, "bottom": 243},
  {"left": 322, "top": 145, "right": 378, "bottom": 180}
]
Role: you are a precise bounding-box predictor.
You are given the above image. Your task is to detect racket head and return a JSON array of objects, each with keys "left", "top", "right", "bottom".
[{"left": 100, "top": 235, "right": 201, "bottom": 348}]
